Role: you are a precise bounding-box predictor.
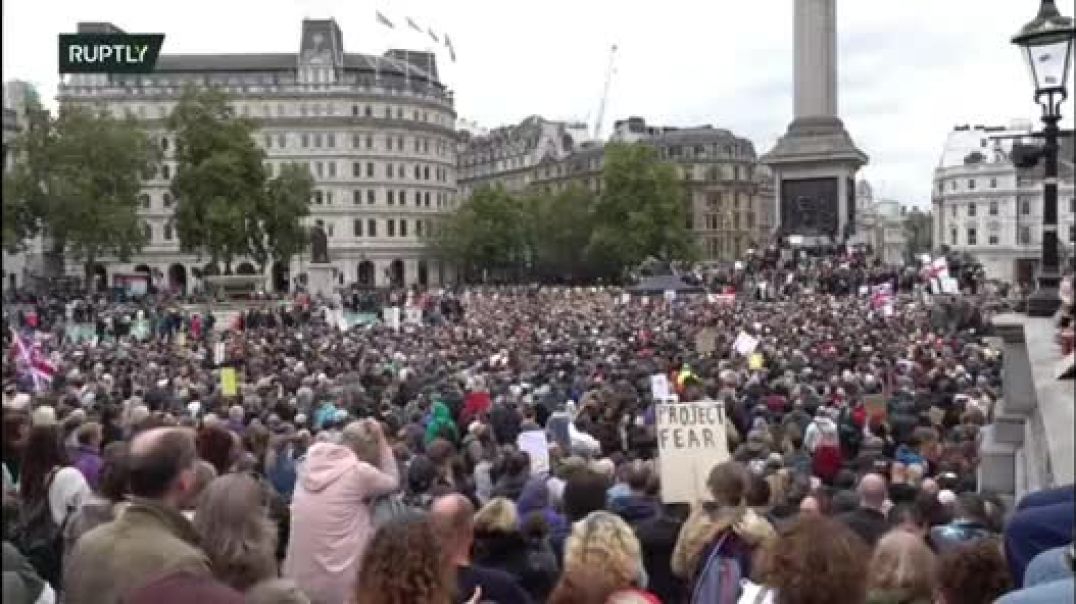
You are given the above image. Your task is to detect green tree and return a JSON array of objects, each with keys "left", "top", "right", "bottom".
[
  {"left": 588, "top": 142, "right": 697, "bottom": 278},
  {"left": 431, "top": 186, "right": 526, "bottom": 283},
  {"left": 903, "top": 207, "right": 933, "bottom": 261},
  {"left": 4, "top": 105, "right": 158, "bottom": 289},
  {"left": 250, "top": 162, "right": 313, "bottom": 273},
  {"left": 525, "top": 185, "right": 597, "bottom": 282},
  {"left": 169, "top": 87, "right": 267, "bottom": 274}
]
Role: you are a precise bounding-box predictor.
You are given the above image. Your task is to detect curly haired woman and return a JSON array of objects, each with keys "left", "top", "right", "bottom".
[
  {"left": 355, "top": 515, "right": 479, "bottom": 604},
  {"left": 548, "top": 511, "right": 660, "bottom": 604}
]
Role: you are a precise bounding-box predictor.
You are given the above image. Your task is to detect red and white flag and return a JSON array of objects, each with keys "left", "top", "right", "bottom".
[{"left": 9, "top": 327, "right": 55, "bottom": 391}]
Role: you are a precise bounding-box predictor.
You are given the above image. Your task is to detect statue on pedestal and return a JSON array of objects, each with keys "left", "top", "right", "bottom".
[{"left": 310, "top": 225, "right": 329, "bottom": 264}]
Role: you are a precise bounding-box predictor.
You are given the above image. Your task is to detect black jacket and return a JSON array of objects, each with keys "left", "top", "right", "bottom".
[
  {"left": 634, "top": 512, "right": 688, "bottom": 604},
  {"left": 472, "top": 530, "right": 558, "bottom": 602},
  {"left": 837, "top": 506, "right": 889, "bottom": 547}
]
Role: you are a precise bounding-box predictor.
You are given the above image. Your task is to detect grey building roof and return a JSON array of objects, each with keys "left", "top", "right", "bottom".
[{"left": 151, "top": 52, "right": 437, "bottom": 82}]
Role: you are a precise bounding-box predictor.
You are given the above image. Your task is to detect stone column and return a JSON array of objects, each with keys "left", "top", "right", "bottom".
[{"left": 794, "top": 0, "right": 839, "bottom": 119}]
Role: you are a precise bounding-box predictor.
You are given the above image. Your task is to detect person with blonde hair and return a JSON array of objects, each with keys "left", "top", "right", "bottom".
[
  {"left": 193, "top": 472, "right": 278, "bottom": 591},
  {"left": 549, "top": 510, "right": 659, "bottom": 604},
  {"left": 866, "top": 530, "right": 937, "bottom": 604},
  {"left": 473, "top": 497, "right": 559, "bottom": 601}
]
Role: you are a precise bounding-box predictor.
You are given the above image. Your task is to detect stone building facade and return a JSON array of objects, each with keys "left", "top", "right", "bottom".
[
  {"left": 54, "top": 19, "right": 458, "bottom": 293},
  {"left": 932, "top": 123, "right": 1076, "bottom": 284}
]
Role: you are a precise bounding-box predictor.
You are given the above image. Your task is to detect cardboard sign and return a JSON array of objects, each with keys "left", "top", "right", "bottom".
[
  {"left": 221, "top": 367, "right": 238, "bottom": 397},
  {"left": 517, "top": 430, "right": 551, "bottom": 476},
  {"left": 664, "top": 290, "right": 676, "bottom": 302},
  {"left": 214, "top": 342, "right": 226, "bottom": 365},
  {"left": 940, "top": 277, "right": 960, "bottom": 295},
  {"left": 383, "top": 307, "right": 401, "bottom": 331},
  {"left": 732, "top": 331, "right": 759, "bottom": 356},
  {"left": 405, "top": 307, "right": 423, "bottom": 325},
  {"left": 656, "top": 401, "right": 731, "bottom": 503},
  {"left": 695, "top": 328, "right": 717, "bottom": 355},
  {"left": 620, "top": 293, "right": 630, "bottom": 306},
  {"left": 650, "top": 373, "right": 671, "bottom": 401},
  {"left": 748, "top": 353, "right": 765, "bottom": 370}
]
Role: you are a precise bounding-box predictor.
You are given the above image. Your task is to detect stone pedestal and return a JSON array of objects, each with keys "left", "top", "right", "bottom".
[{"left": 306, "top": 263, "right": 336, "bottom": 298}]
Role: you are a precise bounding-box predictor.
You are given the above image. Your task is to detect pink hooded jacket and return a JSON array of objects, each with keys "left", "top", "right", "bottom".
[{"left": 282, "top": 440, "right": 398, "bottom": 604}]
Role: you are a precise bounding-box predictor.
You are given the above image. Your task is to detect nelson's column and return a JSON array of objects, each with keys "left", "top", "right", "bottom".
[{"left": 762, "top": 0, "right": 868, "bottom": 245}]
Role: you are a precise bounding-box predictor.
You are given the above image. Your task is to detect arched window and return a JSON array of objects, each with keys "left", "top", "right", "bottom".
[{"left": 142, "top": 222, "right": 152, "bottom": 241}]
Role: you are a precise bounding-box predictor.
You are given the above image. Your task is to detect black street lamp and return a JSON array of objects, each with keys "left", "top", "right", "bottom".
[{"left": 1012, "top": 0, "right": 1075, "bottom": 317}]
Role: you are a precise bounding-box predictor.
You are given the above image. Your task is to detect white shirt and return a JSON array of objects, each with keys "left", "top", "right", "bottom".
[{"left": 49, "top": 466, "right": 91, "bottom": 526}]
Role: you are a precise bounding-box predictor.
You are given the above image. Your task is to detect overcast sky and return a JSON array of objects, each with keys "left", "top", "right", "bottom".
[{"left": 3, "top": 0, "right": 1072, "bottom": 207}]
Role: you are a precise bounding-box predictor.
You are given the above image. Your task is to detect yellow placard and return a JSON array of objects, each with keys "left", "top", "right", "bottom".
[
  {"left": 221, "top": 368, "right": 237, "bottom": 397},
  {"left": 748, "top": 353, "right": 765, "bottom": 370}
]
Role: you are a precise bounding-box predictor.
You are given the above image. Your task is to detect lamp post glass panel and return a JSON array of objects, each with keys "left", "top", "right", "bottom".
[{"left": 1013, "top": 0, "right": 1076, "bottom": 317}]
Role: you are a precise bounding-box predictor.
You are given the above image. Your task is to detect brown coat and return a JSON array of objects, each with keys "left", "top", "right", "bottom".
[
  {"left": 671, "top": 505, "right": 776, "bottom": 580},
  {"left": 63, "top": 499, "right": 210, "bottom": 604}
]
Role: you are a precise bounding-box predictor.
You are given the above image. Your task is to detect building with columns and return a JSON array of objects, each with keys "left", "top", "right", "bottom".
[
  {"left": 55, "top": 18, "right": 459, "bottom": 293},
  {"left": 853, "top": 180, "right": 908, "bottom": 266},
  {"left": 932, "top": 122, "right": 1075, "bottom": 284}
]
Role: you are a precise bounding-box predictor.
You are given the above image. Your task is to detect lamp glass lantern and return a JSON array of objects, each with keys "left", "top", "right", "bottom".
[{"left": 1012, "top": 0, "right": 1076, "bottom": 102}]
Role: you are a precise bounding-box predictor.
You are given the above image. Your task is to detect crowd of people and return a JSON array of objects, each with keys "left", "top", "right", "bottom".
[{"left": 2, "top": 251, "right": 1074, "bottom": 604}]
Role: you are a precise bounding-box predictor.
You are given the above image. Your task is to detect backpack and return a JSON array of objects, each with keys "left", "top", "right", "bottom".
[
  {"left": 691, "top": 532, "right": 743, "bottom": 604},
  {"left": 12, "top": 468, "right": 67, "bottom": 587}
]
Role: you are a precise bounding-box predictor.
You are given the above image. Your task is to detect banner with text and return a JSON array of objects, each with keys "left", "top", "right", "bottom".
[{"left": 656, "top": 400, "right": 731, "bottom": 503}]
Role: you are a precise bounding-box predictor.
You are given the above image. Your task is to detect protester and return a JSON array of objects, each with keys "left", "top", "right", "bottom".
[
  {"left": 283, "top": 419, "right": 397, "bottom": 604},
  {"left": 354, "top": 515, "right": 460, "bottom": 604},
  {"left": 472, "top": 497, "right": 558, "bottom": 601},
  {"left": 430, "top": 494, "right": 532, "bottom": 604},
  {"left": 62, "top": 442, "right": 129, "bottom": 557},
  {"left": 548, "top": 511, "right": 659, "bottom": 604},
  {"left": 746, "top": 515, "right": 871, "bottom": 604},
  {"left": 865, "top": 530, "right": 937, "bottom": 604},
  {"left": 63, "top": 428, "right": 210, "bottom": 604},
  {"left": 837, "top": 472, "right": 890, "bottom": 547},
  {"left": 193, "top": 473, "right": 278, "bottom": 591},
  {"left": 935, "top": 539, "right": 1013, "bottom": 604}
]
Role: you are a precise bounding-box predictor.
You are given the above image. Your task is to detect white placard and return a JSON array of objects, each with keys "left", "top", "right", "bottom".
[
  {"left": 383, "top": 307, "right": 401, "bottom": 331},
  {"left": 664, "top": 289, "right": 676, "bottom": 302},
  {"left": 732, "top": 331, "right": 759, "bottom": 356},
  {"left": 656, "top": 401, "right": 731, "bottom": 503},
  {"left": 620, "top": 293, "right": 630, "bottom": 306},
  {"left": 650, "top": 373, "right": 671, "bottom": 401},
  {"left": 517, "top": 430, "right": 550, "bottom": 476},
  {"left": 405, "top": 307, "right": 423, "bottom": 325},
  {"left": 214, "top": 342, "right": 226, "bottom": 365},
  {"left": 940, "top": 277, "right": 960, "bottom": 295}
]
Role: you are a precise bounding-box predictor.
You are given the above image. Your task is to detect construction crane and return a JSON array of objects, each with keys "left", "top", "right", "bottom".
[{"left": 593, "top": 44, "right": 617, "bottom": 141}]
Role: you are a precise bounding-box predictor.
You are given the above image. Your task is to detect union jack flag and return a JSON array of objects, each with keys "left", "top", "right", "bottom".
[{"left": 8, "top": 327, "right": 55, "bottom": 392}]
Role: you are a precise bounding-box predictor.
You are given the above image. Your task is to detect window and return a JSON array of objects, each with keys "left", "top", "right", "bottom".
[
  {"left": 161, "top": 164, "right": 171, "bottom": 179},
  {"left": 989, "top": 201, "right": 998, "bottom": 215},
  {"left": 327, "top": 223, "right": 333, "bottom": 237},
  {"left": 423, "top": 166, "right": 430, "bottom": 181},
  {"left": 353, "top": 162, "right": 361, "bottom": 178},
  {"left": 163, "top": 193, "right": 173, "bottom": 207},
  {"left": 988, "top": 234, "right": 999, "bottom": 245},
  {"left": 387, "top": 191, "right": 395, "bottom": 205},
  {"left": 264, "top": 135, "right": 272, "bottom": 149},
  {"left": 139, "top": 194, "right": 150, "bottom": 209},
  {"left": 160, "top": 137, "right": 169, "bottom": 151},
  {"left": 366, "top": 135, "right": 373, "bottom": 149},
  {"left": 990, "top": 177, "right": 997, "bottom": 188},
  {"left": 397, "top": 136, "right": 404, "bottom": 150},
  {"left": 313, "top": 191, "right": 323, "bottom": 204},
  {"left": 315, "top": 162, "right": 323, "bottom": 177},
  {"left": 414, "top": 165, "right": 421, "bottom": 180},
  {"left": 367, "top": 219, "right": 377, "bottom": 237},
  {"left": 364, "top": 106, "right": 372, "bottom": 117},
  {"left": 328, "top": 162, "right": 336, "bottom": 178},
  {"left": 367, "top": 162, "right": 374, "bottom": 177},
  {"left": 353, "top": 219, "right": 362, "bottom": 236},
  {"left": 951, "top": 205, "right": 957, "bottom": 217},
  {"left": 1021, "top": 199, "right": 1031, "bottom": 215},
  {"left": 352, "top": 134, "right": 361, "bottom": 148},
  {"left": 1070, "top": 197, "right": 1075, "bottom": 213},
  {"left": 326, "top": 133, "right": 335, "bottom": 148},
  {"left": 399, "top": 190, "right": 406, "bottom": 206},
  {"left": 353, "top": 190, "right": 361, "bottom": 204},
  {"left": 951, "top": 180, "right": 957, "bottom": 191},
  {"left": 967, "top": 203, "right": 976, "bottom": 217},
  {"left": 424, "top": 191, "right": 431, "bottom": 207},
  {"left": 164, "top": 224, "right": 173, "bottom": 241},
  {"left": 387, "top": 219, "right": 396, "bottom": 237},
  {"left": 367, "top": 190, "right": 375, "bottom": 204},
  {"left": 416, "top": 220, "right": 424, "bottom": 237},
  {"left": 968, "top": 179, "right": 976, "bottom": 190},
  {"left": 400, "top": 220, "right": 408, "bottom": 237},
  {"left": 301, "top": 133, "right": 309, "bottom": 148},
  {"left": 951, "top": 229, "right": 957, "bottom": 245},
  {"left": 414, "top": 138, "right": 420, "bottom": 153},
  {"left": 387, "top": 164, "right": 395, "bottom": 179},
  {"left": 326, "top": 191, "right": 333, "bottom": 205},
  {"left": 396, "top": 108, "right": 403, "bottom": 119},
  {"left": 1019, "top": 226, "right": 1031, "bottom": 245},
  {"left": 277, "top": 134, "right": 286, "bottom": 148},
  {"left": 314, "top": 133, "right": 322, "bottom": 148},
  {"left": 385, "top": 107, "right": 392, "bottom": 118},
  {"left": 386, "top": 136, "right": 393, "bottom": 151},
  {"left": 142, "top": 223, "right": 152, "bottom": 241},
  {"left": 352, "top": 105, "right": 359, "bottom": 117},
  {"left": 1070, "top": 225, "right": 1075, "bottom": 243}
]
